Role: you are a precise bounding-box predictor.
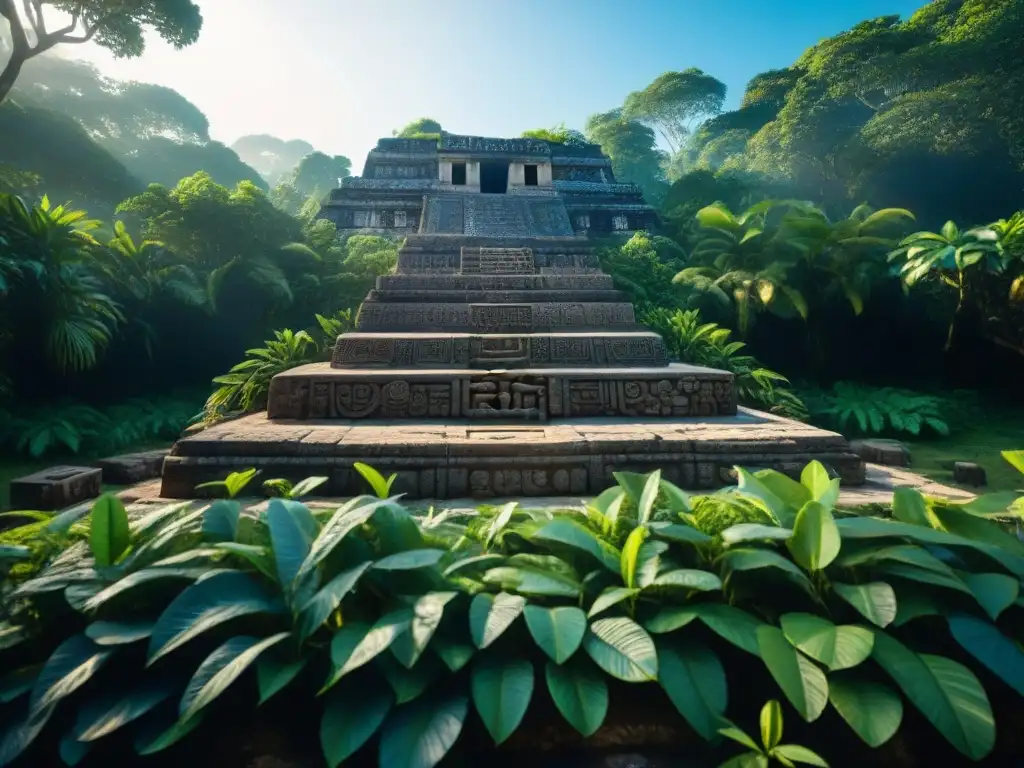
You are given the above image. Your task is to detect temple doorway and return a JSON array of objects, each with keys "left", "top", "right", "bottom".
[{"left": 479, "top": 161, "right": 509, "bottom": 193}]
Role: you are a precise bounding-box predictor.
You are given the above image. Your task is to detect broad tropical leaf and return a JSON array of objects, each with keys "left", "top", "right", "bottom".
[
  {"left": 147, "top": 571, "right": 285, "bottom": 663},
  {"left": 656, "top": 638, "right": 727, "bottom": 740},
  {"left": 779, "top": 613, "right": 874, "bottom": 671},
  {"left": 469, "top": 592, "right": 526, "bottom": 649},
  {"left": 471, "top": 654, "right": 534, "bottom": 744},
  {"left": 756, "top": 626, "right": 828, "bottom": 722},
  {"left": 30, "top": 635, "right": 112, "bottom": 716},
  {"left": 297, "top": 561, "right": 372, "bottom": 642},
  {"left": 828, "top": 675, "right": 903, "bottom": 748},
  {"left": 179, "top": 633, "right": 290, "bottom": 721},
  {"left": 583, "top": 617, "right": 658, "bottom": 682},
  {"left": 545, "top": 657, "right": 608, "bottom": 737},
  {"left": 947, "top": 614, "right": 1024, "bottom": 697},
  {"left": 787, "top": 501, "right": 840, "bottom": 571},
  {"left": 871, "top": 631, "right": 994, "bottom": 759},
  {"left": 831, "top": 582, "right": 897, "bottom": 628},
  {"left": 378, "top": 692, "right": 469, "bottom": 768},
  {"left": 523, "top": 605, "right": 587, "bottom": 663},
  {"left": 89, "top": 494, "right": 130, "bottom": 567},
  {"left": 320, "top": 684, "right": 393, "bottom": 767}
]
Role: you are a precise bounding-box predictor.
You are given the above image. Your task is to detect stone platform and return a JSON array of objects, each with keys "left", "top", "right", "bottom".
[
  {"left": 266, "top": 364, "right": 733, "bottom": 420},
  {"left": 159, "top": 408, "right": 866, "bottom": 500},
  {"left": 331, "top": 332, "right": 669, "bottom": 369}
]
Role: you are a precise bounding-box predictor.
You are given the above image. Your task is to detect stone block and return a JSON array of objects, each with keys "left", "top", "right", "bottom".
[
  {"left": 849, "top": 439, "right": 911, "bottom": 467},
  {"left": 94, "top": 449, "right": 169, "bottom": 484},
  {"left": 10, "top": 466, "right": 102, "bottom": 511},
  {"left": 953, "top": 461, "right": 987, "bottom": 486}
]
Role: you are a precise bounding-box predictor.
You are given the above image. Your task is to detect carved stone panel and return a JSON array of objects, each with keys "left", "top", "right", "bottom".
[
  {"left": 463, "top": 374, "right": 548, "bottom": 421},
  {"left": 469, "top": 304, "right": 532, "bottom": 332}
]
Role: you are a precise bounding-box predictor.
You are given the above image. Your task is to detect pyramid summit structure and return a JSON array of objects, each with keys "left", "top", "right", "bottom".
[{"left": 161, "top": 133, "right": 863, "bottom": 499}]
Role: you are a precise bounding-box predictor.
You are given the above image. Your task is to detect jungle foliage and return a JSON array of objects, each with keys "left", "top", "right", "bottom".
[{"left": 1, "top": 457, "right": 1023, "bottom": 765}]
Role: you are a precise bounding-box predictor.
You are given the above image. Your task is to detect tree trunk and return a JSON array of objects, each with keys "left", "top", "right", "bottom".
[{"left": 0, "top": 46, "right": 25, "bottom": 105}]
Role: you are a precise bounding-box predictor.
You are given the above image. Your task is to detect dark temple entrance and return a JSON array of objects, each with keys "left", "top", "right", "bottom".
[{"left": 479, "top": 161, "right": 509, "bottom": 193}]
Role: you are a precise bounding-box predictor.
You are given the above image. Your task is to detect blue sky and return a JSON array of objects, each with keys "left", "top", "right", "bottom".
[{"left": 68, "top": 0, "right": 927, "bottom": 172}]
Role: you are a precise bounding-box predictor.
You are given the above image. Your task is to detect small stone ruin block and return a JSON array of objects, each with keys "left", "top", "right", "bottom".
[
  {"left": 9, "top": 466, "right": 102, "bottom": 511},
  {"left": 94, "top": 449, "right": 169, "bottom": 484},
  {"left": 953, "top": 461, "right": 987, "bottom": 487},
  {"left": 849, "top": 439, "right": 911, "bottom": 467}
]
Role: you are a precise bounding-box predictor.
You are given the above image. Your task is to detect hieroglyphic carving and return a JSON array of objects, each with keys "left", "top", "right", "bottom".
[
  {"left": 397, "top": 252, "right": 460, "bottom": 271},
  {"left": 335, "top": 383, "right": 381, "bottom": 418},
  {"left": 530, "top": 336, "right": 551, "bottom": 363},
  {"left": 464, "top": 374, "right": 547, "bottom": 420},
  {"left": 469, "top": 336, "right": 529, "bottom": 367},
  {"left": 469, "top": 305, "right": 532, "bottom": 332},
  {"left": 602, "top": 336, "right": 669, "bottom": 366},
  {"left": 380, "top": 380, "right": 454, "bottom": 418},
  {"left": 333, "top": 338, "right": 393, "bottom": 366},
  {"left": 561, "top": 377, "right": 733, "bottom": 418},
  {"left": 460, "top": 247, "right": 535, "bottom": 275},
  {"left": 421, "top": 196, "right": 465, "bottom": 234}
]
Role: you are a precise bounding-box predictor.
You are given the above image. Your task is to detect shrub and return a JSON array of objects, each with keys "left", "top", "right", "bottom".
[
  {"left": 0, "top": 459, "right": 1023, "bottom": 766},
  {"left": 642, "top": 307, "right": 807, "bottom": 419},
  {"left": 0, "top": 396, "right": 201, "bottom": 458},
  {"left": 202, "top": 310, "right": 354, "bottom": 424},
  {"left": 799, "top": 382, "right": 953, "bottom": 438}
]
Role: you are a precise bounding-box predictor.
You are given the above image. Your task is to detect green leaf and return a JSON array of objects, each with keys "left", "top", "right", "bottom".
[
  {"left": 298, "top": 561, "right": 372, "bottom": 642},
  {"left": 647, "top": 521, "right": 711, "bottom": 545},
  {"left": 720, "top": 524, "right": 792, "bottom": 546},
  {"left": 800, "top": 462, "right": 838, "bottom": 508},
  {"left": 373, "top": 549, "right": 445, "bottom": 571},
  {"left": 180, "top": 632, "right": 289, "bottom": 721},
  {"left": 390, "top": 591, "right": 458, "bottom": 668},
  {"left": 298, "top": 496, "right": 395, "bottom": 581},
  {"left": 831, "top": 582, "right": 897, "bottom": 628},
  {"left": 201, "top": 500, "right": 240, "bottom": 542},
  {"left": 961, "top": 492, "right": 1021, "bottom": 517},
  {"left": 30, "top": 634, "right": 111, "bottom": 716},
  {"left": 736, "top": 467, "right": 789, "bottom": 524},
  {"left": 523, "top": 605, "right": 587, "bottom": 664},
  {"left": 442, "top": 553, "right": 505, "bottom": 577},
  {"left": 545, "top": 657, "right": 608, "bottom": 737},
  {"left": 0, "top": 705, "right": 54, "bottom": 766},
  {"left": 471, "top": 654, "right": 533, "bottom": 744},
  {"left": 761, "top": 699, "right": 784, "bottom": 750},
  {"left": 483, "top": 565, "right": 581, "bottom": 597},
  {"left": 892, "top": 488, "right": 931, "bottom": 527},
  {"left": 755, "top": 469, "right": 811, "bottom": 510},
  {"left": 326, "top": 611, "right": 411, "bottom": 686},
  {"left": 718, "top": 723, "right": 762, "bottom": 751},
  {"left": 256, "top": 654, "right": 307, "bottom": 704},
  {"left": 59, "top": 734, "right": 89, "bottom": 766},
  {"left": 583, "top": 617, "right": 658, "bottom": 682},
  {"left": 771, "top": 745, "right": 829, "bottom": 766},
  {"left": 133, "top": 705, "right": 206, "bottom": 755},
  {"left": 531, "top": 518, "right": 621, "bottom": 573},
  {"left": 74, "top": 683, "right": 174, "bottom": 741},
  {"left": 961, "top": 572, "right": 1019, "bottom": 620},
  {"left": 353, "top": 462, "right": 397, "bottom": 499},
  {"left": 720, "top": 548, "right": 814, "bottom": 593},
  {"left": 647, "top": 568, "right": 722, "bottom": 592},
  {"left": 621, "top": 525, "right": 647, "bottom": 589},
  {"left": 828, "top": 674, "right": 902, "bottom": 747},
  {"left": 378, "top": 692, "right": 469, "bottom": 768},
  {"left": 787, "top": 500, "right": 840, "bottom": 571},
  {"left": 656, "top": 638, "right": 727, "bottom": 740},
  {"left": 266, "top": 499, "right": 314, "bottom": 590},
  {"left": 213, "top": 542, "right": 276, "bottom": 580},
  {"left": 289, "top": 476, "right": 328, "bottom": 498},
  {"left": 947, "top": 614, "right": 1024, "bottom": 697},
  {"left": 89, "top": 494, "right": 130, "bottom": 567},
  {"left": 779, "top": 613, "right": 874, "bottom": 671},
  {"left": 469, "top": 592, "right": 526, "bottom": 649},
  {"left": 637, "top": 469, "right": 661, "bottom": 524},
  {"left": 320, "top": 684, "right": 393, "bottom": 768},
  {"left": 588, "top": 587, "right": 639, "bottom": 618},
  {"left": 84, "top": 567, "right": 213, "bottom": 611},
  {"left": 871, "top": 631, "right": 995, "bottom": 759},
  {"left": 649, "top": 603, "right": 764, "bottom": 656},
  {"left": 876, "top": 563, "right": 971, "bottom": 595},
  {"left": 84, "top": 621, "right": 153, "bottom": 646},
  {"left": 1001, "top": 450, "right": 1024, "bottom": 475},
  {"left": 378, "top": 653, "right": 441, "bottom": 705},
  {"left": 484, "top": 501, "right": 518, "bottom": 548},
  {"left": 433, "top": 638, "right": 474, "bottom": 672},
  {"left": 223, "top": 469, "right": 258, "bottom": 498},
  {"left": 929, "top": 503, "right": 1024, "bottom": 557},
  {"left": 147, "top": 571, "right": 284, "bottom": 663},
  {"left": 755, "top": 625, "right": 828, "bottom": 722}
]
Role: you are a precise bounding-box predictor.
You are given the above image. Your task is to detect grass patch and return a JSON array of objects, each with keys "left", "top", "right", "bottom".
[{"left": 905, "top": 405, "right": 1024, "bottom": 492}]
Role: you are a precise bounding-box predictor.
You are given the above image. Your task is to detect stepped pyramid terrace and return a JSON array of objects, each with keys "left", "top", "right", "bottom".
[{"left": 161, "top": 133, "right": 865, "bottom": 499}]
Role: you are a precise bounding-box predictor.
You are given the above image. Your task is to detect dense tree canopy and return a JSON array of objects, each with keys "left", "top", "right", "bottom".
[
  {"left": 623, "top": 68, "right": 726, "bottom": 160},
  {"left": 521, "top": 124, "right": 588, "bottom": 146},
  {"left": 394, "top": 117, "right": 442, "bottom": 138},
  {"left": 283, "top": 151, "right": 351, "bottom": 198},
  {"left": 0, "top": 0, "right": 203, "bottom": 103},
  {"left": 584, "top": 109, "right": 668, "bottom": 204}
]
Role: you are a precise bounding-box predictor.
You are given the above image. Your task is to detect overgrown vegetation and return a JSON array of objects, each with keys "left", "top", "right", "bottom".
[
  {"left": 0, "top": 457, "right": 1023, "bottom": 766},
  {"left": 800, "top": 383, "right": 953, "bottom": 439}
]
